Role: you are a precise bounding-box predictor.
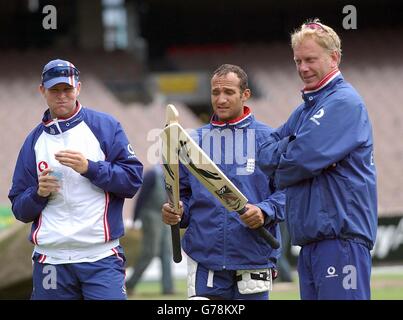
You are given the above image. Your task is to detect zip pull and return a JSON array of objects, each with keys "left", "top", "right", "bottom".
[
  {"left": 53, "top": 118, "right": 67, "bottom": 148},
  {"left": 53, "top": 118, "right": 62, "bottom": 134}
]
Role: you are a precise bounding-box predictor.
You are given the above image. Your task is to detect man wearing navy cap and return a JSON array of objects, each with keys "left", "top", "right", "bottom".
[
  {"left": 39, "top": 59, "right": 81, "bottom": 120},
  {"left": 9, "top": 59, "right": 144, "bottom": 300}
]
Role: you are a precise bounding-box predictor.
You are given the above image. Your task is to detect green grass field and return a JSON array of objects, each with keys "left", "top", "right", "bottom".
[{"left": 129, "top": 267, "right": 403, "bottom": 300}]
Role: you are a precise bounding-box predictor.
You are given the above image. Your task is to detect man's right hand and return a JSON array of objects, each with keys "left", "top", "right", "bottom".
[
  {"left": 162, "top": 201, "right": 183, "bottom": 225},
  {"left": 37, "top": 168, "right": 60, "bottom": 197}
]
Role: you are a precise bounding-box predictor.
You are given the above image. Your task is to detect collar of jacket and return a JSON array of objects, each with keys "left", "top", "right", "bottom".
[
  {"left": 210, "top": 106, "right": 253, "bottom": 129},
  {"left": 42, "top": 101, "right": 84, "bottom": 135},
  {"left": 301, "top": 70, "right": 343, "bottom": 106}
]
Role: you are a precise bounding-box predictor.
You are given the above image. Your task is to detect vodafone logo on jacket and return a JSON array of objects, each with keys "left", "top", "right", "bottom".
[{"left": 38, "top": 161, "right": 49, "bottom": 172}]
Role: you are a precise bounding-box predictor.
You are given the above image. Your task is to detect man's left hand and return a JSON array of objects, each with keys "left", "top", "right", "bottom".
[
  {"left": 55, "top": 150, "right": 89, "bottom": 174},
  {"left": 239, "top": 204, "right": 265, "bottom": 229}
]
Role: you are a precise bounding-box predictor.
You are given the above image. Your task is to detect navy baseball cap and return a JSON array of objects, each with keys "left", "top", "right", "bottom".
[{"left": 41, "top": 59, "right": 80, "bottom": 89}]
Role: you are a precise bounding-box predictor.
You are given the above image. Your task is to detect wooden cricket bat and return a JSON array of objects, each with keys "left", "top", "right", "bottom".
[
  {"left": 160, "top": 104, "right": 182, "bottom": 263},
  {"left": 162, "top": 108, "right": 280, "bottom": 249}
]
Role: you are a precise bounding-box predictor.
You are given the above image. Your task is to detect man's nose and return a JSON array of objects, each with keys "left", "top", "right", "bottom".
[
  {"left": 299, "top": 62, "right": 309, "bottom": 72},
  {"left": 217, "top": 93, "right": 227, "bottom": 104}
]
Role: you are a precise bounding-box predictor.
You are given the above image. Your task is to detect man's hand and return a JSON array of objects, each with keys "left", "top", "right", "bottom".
[
  {"left": 162, "top": 201, "right": 183, "bottom": 225},
  {"left": 239, "top": 204, "right": 265, "bottom": 229},
  {"left": 55, "top": 150, "right": 88, "bottom": 174},
  {"left": 37, "top": 168, "right": 60, "bottom": 197}
]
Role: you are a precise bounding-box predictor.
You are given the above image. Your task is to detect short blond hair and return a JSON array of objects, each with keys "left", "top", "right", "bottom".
[{"left": 291, "top": 19, "right": 342, "bottom": 64}]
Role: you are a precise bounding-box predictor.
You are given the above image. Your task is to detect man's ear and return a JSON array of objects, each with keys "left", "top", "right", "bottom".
[
  {"left": 242, "top": 88, "right": 251, "bottom": 102},
  {"left": 76, "top": 82, "right": 81, "bottom": 96},
  {"left": 330, "top": 50, "right": 340, "bottom": 68},
  {"left": 39, "top": 84, "right": 46, "bottom": 96}
]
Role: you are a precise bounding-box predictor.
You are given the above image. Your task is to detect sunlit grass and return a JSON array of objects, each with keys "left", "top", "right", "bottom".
[{"left": 129, "top": 268, "right": 403, "bottom": 300}]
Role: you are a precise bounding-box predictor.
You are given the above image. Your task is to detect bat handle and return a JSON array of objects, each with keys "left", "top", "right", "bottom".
[
  {"left": 256, "top": 227, "right": 280, "bottom": 249},
  {"left": 237, "top": 208, "right": 280, "bottom": 249},
  {"left": 171, "top": 223, "right": 182, "bottom": 263}
]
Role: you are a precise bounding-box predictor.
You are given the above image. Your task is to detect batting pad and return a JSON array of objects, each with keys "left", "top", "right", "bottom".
[{"left": 236, "top": 269, "right": 272, "bottom": 294}]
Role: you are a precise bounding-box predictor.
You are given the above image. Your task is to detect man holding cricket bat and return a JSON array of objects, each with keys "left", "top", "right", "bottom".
[{"left": 162, "top": 64, "right": 285, "bottom": 300}]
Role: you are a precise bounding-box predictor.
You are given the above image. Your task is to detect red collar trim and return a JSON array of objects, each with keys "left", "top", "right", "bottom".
[
  {"left": 211, "top": 106, "right": 252, "bottom": 127},
  {"left": 303, "top": 69, "right": 340, "bottom": 93}
]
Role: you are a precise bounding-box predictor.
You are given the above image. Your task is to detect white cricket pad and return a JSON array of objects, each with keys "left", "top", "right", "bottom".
[
  {"left": 236, "top": 269, "right": 273, "bottom": 294},
  {"left": 187, "top": 255, "right": 198, "bottom": 298}
]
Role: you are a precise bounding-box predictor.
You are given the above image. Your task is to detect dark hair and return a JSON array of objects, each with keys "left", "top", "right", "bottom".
[{"left": 212, "top": 64, "right": 249, "bottom": 92}]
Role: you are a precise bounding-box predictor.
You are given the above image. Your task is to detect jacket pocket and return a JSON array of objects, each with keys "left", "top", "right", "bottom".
[
  {"left": 320, "top": 171, "right": 353, "bottom": 221},
  {"left": 286, "top": 179, "right": 330, "bottom": 245}
]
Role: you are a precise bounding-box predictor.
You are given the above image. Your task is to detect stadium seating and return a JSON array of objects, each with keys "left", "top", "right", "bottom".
[{"left": 1, "top": 28, "right": 402, "bottom": 218}]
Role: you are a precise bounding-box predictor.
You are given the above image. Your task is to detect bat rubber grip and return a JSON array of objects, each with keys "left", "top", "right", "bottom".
[
  {"left": 237, "top": 207, "right": 248, "bottom": 215},
  {"left": 237, "top": 207, "right": 280, "bottom": 249},
  {"left": 257, "top": 227, "right": 280, "bottom": 249},
  {"left": 171, "top": 223, "right": 182, "bottom": 263}
]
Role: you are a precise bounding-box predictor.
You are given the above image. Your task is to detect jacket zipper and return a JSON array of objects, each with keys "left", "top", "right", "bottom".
[{"left": 54, "top": 119, "right": 72, "bottom": 259}]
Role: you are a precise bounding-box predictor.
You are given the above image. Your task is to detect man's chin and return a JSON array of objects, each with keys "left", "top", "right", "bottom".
[
  {"left": 303, "top": 80, "right": 319, "bottom": 90},
  {"left": 300, "top": 75, "right": 318, "bottom": 89},
  {"left": 216, "top": 111, "right": 230, "bottom": 122},
  {"left": 51, "top": 105, "right": 75, "bottom": 118}
]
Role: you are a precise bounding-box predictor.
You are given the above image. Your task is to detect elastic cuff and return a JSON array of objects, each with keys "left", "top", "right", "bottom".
[
  {"left": 82, "top": 160, "right": 98, "bottom": 180},
  {"left": 256, "top": 204, "right": 274, "bottom": 226},
  {"left": 32, "top": 191, "right": 49, "bottom": 205}
]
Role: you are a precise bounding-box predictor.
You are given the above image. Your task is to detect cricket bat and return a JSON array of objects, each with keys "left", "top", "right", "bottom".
[
  {"left": 160, "top": 104, "right": 182, "bottom": 263},
  {"left": 162, "top": 108, "right": 280, "bottom": 249}
]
